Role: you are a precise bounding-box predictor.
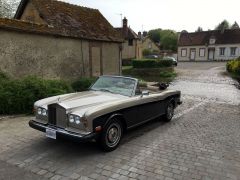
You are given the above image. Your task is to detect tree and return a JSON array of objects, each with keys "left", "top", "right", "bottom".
[
  {"left": 0, "top": 0, "right": 20, "bottom": 18},
  {"left": 160, "top": 30, "right": 178, "bottom": 51},
  {"left": 148, "top": 29, "right": 178, "bottom": 51},
  {"left": 215, "top": 20, "right": 230, "bottom": 30},
  {"left": 231, "top": 21, "right": 239, "bottom": 29},
  {"left": 148, "top": 28, "right": 162, "bottom": 43},
  {"left": 196, "top": 27, "right": 203, "bottom": 32}
]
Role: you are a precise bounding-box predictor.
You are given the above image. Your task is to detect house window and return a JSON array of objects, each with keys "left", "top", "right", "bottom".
[
  {"left": 148, "top": 42, "right": 152, "bottom": 49},
  {"left": 128, "top": 39, "right": 133, "bottom": 46},
  {"left": 181, "top": 49, "right": 187, "bottom": 57},
  {"left": 199, "top": 48, "right": 205, "bottom": 57},
  {"left": 220, "top": 48, "right": 225, "bottom": 56},
  {"left": 231, "top": 47, "right": 237, "bottom": 56}
]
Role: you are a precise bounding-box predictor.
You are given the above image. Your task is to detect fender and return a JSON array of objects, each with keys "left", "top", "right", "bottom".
[{"left": 103, "top": 113, "right": 126, "bottom": 130}]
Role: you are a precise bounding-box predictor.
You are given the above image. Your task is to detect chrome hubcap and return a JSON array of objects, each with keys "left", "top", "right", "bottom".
[
  {"left": 108, "top": 127, "right": 118, "bottom": 143},
  {"left": 106, "top": 123, "right": 121, "bottom": 147}
]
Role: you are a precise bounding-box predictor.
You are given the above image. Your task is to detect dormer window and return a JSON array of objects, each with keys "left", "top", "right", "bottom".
[{"left": 209, "top": 38, "right": 216, "bottom": 45}]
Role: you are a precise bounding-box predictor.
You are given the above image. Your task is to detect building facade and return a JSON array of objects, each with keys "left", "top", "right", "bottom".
[
  {"left": 115, "top": 18, "right": 142, "bottom": 60},
  {"left": 141, "top": 35, "right": 160, "bottom": 53},
  {"left": 0, "top": 0, "right": 123, "bottom": 79},
  {"left": 178, "top": 29, "right": 240, "bottom": 61}
]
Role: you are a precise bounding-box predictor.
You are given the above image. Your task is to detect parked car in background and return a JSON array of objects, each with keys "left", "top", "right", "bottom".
[
  {"left": 163, "top": 56, "right": 178, "bottom": 66},
  {"left": 144, "top": 55, "right": 159, "bottom": 59},
  {"left": 29, "top": 76, "right": 182, "bottom": 151}
]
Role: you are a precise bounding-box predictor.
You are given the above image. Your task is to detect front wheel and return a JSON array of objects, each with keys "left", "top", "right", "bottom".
[
  {"left": 163, "top": 102, "right": 174, "bottom": 122},
  {"left": 99, "top": 119, "right": 123, "bottom": 152}
]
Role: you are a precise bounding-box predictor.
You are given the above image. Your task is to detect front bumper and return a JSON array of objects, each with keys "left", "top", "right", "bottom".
[{"left": 29, "top": 120, "right": 98, "bottom": 142}]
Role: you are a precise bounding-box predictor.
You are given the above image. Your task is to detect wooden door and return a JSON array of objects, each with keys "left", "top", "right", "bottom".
[{"left": 190, "top": 49, "right": 196, "bottom": 60}]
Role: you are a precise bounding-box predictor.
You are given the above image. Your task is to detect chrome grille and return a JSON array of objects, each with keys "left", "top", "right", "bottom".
[
  {"left": 48, "top": 104, "right": 67, "bottom": 128},
  {"left": 48, "top": 104, "right": 57, "bottom": 125}
]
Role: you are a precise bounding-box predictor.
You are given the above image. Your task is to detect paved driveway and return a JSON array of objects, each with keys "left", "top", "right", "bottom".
[{"left": 0, "top": 62, "right": 240, "bottom": 180}]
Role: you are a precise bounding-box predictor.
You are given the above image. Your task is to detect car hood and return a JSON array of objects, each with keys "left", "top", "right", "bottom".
[{"left": 34, "top": 91, "right": 128, "bottom": 111}]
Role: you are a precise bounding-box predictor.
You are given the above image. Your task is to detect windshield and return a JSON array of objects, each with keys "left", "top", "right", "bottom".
[{"left": 90, "top": 76, "right": 137, "bottom": 96}]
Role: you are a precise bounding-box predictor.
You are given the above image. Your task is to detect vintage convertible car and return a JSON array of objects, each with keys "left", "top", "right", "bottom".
[{"left": 29, "top": 75, "right": 182, "bottom": 151}]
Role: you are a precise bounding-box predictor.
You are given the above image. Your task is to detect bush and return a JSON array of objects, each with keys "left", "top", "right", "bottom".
[
  {"left": 132, "top": 59, "right": 173, "bottom": 68},
  {"left": 0, "top": 76, "right": 73, "bottom": 114},
  {"left": 0, "top": 71, "right": 9, "bottom": 82},
  {"left": 71, "top": 77, "right": 96, "bottom": 92},
  {"left": 227, "top": 58, "right": 240, "bottom": 75}
]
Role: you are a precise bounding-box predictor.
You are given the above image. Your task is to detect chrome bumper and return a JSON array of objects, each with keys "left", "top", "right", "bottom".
[{"left": 29, "top": 120, "right": 97, "bottom": 141}]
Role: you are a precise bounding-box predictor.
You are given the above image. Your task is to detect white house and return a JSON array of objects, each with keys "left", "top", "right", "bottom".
[{"left": 178, "top": 29, "right": 240, "bottom": 61}]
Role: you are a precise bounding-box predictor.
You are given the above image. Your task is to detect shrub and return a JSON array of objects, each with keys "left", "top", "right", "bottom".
[
  {"left": 0, "top": 75, "right": 73, "bottom": 114},
  {"left": 71, "top": 77, "right": 96, "bottom": 92},
  {"left": 0, "top": 71, "right": 9, "bottom": 82},
  {"left": 132, "top": 59, "right": 173, "bottom": 68},
  {"left": 227, "top": 58, "right": 240, "bottom": 75}
]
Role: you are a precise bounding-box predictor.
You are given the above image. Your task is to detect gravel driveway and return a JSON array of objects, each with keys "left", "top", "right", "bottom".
[{"left": 0, "top": 62, "right": 239, "bottom": 180}]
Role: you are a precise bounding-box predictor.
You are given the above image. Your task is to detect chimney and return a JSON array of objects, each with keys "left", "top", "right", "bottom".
[
  {"left": 122, "top": 17, "right": 128, "bottom": 38},
  {"left": 143, "top": 31, "right": 148, "bottom": 37},
  {"left": 138, "top": 31, "right": 142, "bottom": 39}
]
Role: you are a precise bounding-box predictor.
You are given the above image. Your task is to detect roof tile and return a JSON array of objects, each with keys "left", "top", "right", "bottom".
[{"left": 9, "top": 0, "right": 123, "bottom": 42}]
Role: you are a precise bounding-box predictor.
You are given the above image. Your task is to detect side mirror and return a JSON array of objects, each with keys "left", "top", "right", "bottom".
[{"left": 141, "top": 90, "right": 149, "bottom": 97}]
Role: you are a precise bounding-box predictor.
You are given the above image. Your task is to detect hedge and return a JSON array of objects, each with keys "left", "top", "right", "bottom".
[
  {"left": 0, "top": 76, "right": 73, "bottom": 114},
  {"left": 0, "top": 73, "right": 97, "bottom": 115},
  {"left": 71, "top": 77, "right": 96, "bottom": 91},
  {"left": 226, "top": 57, "right": 240, "bottom": 75},
  {"left": 132, "top": 59, "right": 173, "bottom": 68}
]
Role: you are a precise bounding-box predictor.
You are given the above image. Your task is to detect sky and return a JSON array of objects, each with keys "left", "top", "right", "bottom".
[{"left": 63, "top": 0, "right": 239, "bottom": 33}]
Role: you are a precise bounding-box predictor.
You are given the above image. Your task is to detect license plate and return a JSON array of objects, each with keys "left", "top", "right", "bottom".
[{"left": 46, "top": 128, "right": 56, "bottom": 139}]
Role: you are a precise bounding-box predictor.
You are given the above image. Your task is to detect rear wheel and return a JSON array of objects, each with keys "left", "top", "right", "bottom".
[
  {"left": 99, "top": 119, "right": 123, "bottom": 152},
  {"left": 163, "top": 101, "right": 174, "bottom": 122}
]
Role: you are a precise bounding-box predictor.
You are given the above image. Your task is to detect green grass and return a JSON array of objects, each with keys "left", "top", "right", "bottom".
[{"left": 122, "top": 66, "right": 177, "bottom": 82}]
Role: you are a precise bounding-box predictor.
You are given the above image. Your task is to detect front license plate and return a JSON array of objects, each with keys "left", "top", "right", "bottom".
[{"left": 46, "top": 128, "right": 56, "bottom": 139}]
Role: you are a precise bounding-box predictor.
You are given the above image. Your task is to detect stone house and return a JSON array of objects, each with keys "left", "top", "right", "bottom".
[
  {"left": 139, "top": 33, "right": 160, "bottom": 54},
  {"left": 0, "top": 0, "right": 123, "bottom": 79},
  {"left": 115, "top": 17, "right": 142, "bottom": 60},
  {"left": 178, "top": 29, "right": 240, "bottom": 61}
]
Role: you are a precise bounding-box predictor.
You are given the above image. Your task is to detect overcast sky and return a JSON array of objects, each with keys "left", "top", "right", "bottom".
[{"left": 64, "top": 0, "right": 239, "bottom": 33}]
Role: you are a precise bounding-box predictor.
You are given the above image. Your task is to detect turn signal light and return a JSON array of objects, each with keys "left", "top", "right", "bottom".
[{"left": 95, "top": 126, "right": 102, "bottom": 132}]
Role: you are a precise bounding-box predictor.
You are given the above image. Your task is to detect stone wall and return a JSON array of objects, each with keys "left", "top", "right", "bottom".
[{"left": 0, "top": 29, "right": 120, "bottom": 79}]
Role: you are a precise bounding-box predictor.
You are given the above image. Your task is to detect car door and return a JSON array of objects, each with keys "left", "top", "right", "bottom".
[{"left": 135, "top": 94, "right": 165, "bottom": 124}]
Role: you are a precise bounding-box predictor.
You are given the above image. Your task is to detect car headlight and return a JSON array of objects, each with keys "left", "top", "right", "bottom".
[
  {"left": 69, "top": 115, "right": 75, "bottom": 123},
  {"left": 37, "top": 107, "right": 47, "bottom": 116},
  {"left": 42, "top": 109, "right": 47, "bottom": 116},
  {"left": 75, "top": 116, "right": 81, "bottom": 124},
  {"left": 37, "top": 108, "right": 42, "bottom": 115},
  {"left": 68, "top": 114, "right": 81, "bottom": 125}
]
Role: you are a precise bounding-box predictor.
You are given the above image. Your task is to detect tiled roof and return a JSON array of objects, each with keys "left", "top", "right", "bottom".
[
  {"left": 13, "top": 0, "right": 123, "bottom": 42},
  {"left": 0, "top": 18, "right": 60, "bottom": 36},
  {"left": 178, "top": 29, "right": 240, "bottom": 46},
  {"left": 115, "top": 27, "right": 139, "bottom": 40}
]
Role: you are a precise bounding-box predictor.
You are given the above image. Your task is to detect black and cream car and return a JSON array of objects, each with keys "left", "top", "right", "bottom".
[{"left": 29, "top": 76, "right": 182, "bottom": 151}]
